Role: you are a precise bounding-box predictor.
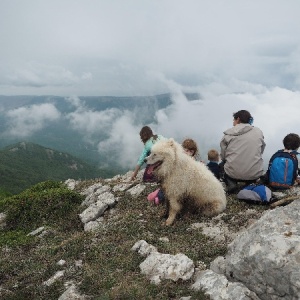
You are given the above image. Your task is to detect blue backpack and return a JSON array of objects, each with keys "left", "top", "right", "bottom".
[
  {"left": 237, "top": 184, "right": 272, "bottom": 203},
  {"left": 267, "top": 150, "right": 299, "bottom": 190}
]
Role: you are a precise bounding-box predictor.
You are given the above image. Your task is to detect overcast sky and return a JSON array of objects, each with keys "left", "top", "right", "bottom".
[
  {"left": 1, "top": 0, "right": 300, "bottom": 96},
  {"left": 1, "top": 1, "right": 300, "bottom": 169}
]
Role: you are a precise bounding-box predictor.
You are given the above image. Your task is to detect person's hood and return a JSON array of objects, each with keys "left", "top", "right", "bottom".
[{"left": 223, "top": 123, "right": 253, "bottom": 136}]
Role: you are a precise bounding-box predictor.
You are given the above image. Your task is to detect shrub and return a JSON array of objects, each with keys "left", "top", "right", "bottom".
[{"left": 0, "top": 180, "right": 84, "bottom": 232}]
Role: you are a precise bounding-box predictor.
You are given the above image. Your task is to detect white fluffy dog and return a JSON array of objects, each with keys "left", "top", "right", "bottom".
[{"left": 146, "top": 138, "right": 227, "bottom": 226}]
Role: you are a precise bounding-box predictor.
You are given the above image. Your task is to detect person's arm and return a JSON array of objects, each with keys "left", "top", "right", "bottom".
[
  {"left": 130, "top": 141, "right": 151, "bottom": 181},
  {"left": 261, "top": 137, "right": 266, "bottom": 154},
  {"left": 130, "top": 165, "right": 140, "bottom": 181},
  {"left": 220, "top": 136, "right": 227, "bottom": 162}
]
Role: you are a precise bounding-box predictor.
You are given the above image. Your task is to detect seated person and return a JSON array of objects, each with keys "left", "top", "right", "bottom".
[
  {"left": 206, "top": 149, "right": 221, "bottom": 179},
  {"left": 220, "top": 110, "right": 265, "bottom": 193},
  {"left": 181, "top": 138, "right": 199, "bottom": 161},
  {"left": 264, "top": 133, "right": 300, "bottom": 190},
  {"left": 130, "top": 126, "right": 164, "bottom": 182}
]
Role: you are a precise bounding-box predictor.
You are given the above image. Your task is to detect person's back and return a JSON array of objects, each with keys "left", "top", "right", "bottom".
[
  {"left": 266, "top": 133, "right": 300, "bottom": 190},
  {"left": 220, "top": 110, "right": 265, "bottom": 191},
  {"left": 207, "top": 149, "right": 220, "bottom": 179},
  {"left": 221, "top": 124, "right": 265, "bottom": 180}
]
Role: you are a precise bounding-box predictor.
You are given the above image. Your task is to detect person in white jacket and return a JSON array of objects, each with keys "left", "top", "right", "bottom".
[{"left": 220, "top": 110, "right": 266, "bottom": 193}]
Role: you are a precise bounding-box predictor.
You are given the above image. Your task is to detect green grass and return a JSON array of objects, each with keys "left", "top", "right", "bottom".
[
  {"left": 0, "top": 181, "right": 83, "bottom": 232},
  {"left": 0, "top": 179, "right": 269, "bottom": 299}
]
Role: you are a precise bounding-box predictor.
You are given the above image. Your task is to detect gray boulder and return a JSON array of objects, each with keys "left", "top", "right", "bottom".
[
  {"left": 225, "top": 200, "right": 300, "bottom": 299},
  {"left": 191, "top": 269, "right": 260, "bottom": 300}
]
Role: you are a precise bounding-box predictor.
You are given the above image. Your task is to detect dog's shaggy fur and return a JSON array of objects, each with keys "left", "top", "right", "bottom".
[{"left": 146, "top": 138, "right": 227, "bottom": 225}]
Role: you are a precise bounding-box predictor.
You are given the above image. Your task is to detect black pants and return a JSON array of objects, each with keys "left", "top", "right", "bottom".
[{"left": 223, "top": 172, "right": 257, "bottom": 186}]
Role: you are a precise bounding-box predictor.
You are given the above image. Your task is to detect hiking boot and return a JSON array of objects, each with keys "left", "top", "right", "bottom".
[{"left": 226, "top": 179, "right": 238, "bottom": 193}]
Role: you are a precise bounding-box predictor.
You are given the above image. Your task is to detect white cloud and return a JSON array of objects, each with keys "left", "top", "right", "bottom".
[
  {"left": 4, "top": 103, "right": 61, "bottom": 138},
  {"left": 96, "top": 79, "right": 300, "bottom": 170},
  {"left": 65, "top": 95, "right": 84, "bottom": 108},
  {"left": 5, "top": 62, "right": 78, "bottom": 87},
  {"left": 81, "top": 72, "right": 93, "bottom": 80},
  {"left": 97, "top": 111, "right": 141, "bottom": 168},
  {"left": 65, "top": 98, "right": 122, "bottom": 143},
  {"left": 1, "top": 79, "right": 299, "bottom": 173}
]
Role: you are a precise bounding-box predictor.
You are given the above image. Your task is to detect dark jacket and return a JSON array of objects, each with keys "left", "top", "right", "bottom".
[{"left": 207, "top": 161, "right": 220, "bottom": 179}]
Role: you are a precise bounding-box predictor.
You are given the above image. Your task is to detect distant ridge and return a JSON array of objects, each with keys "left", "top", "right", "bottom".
[{"left": 0, "top": 142, "right": 109, "bottom": 194}]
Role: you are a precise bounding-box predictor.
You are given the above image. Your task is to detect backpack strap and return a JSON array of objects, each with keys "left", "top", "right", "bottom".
[{"left": 289, "top": 151, "right": 299, "bottom": 181}]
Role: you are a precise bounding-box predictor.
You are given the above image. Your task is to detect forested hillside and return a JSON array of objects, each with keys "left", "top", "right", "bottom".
[{"left": 0, "top": 142, "right": 113, "bottom": 194}]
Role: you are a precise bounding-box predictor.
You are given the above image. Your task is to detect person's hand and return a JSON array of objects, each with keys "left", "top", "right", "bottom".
[
  {"left": 130, "top": 171, "right": 138, "bottom": 182},
  {"left": 130, "top": 166, "right": 139, "bottom": 182}
]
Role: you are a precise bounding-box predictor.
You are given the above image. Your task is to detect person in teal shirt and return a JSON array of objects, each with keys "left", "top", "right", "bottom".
[{"left": 130, "top": 126, "right": 164, "bottom": 181}]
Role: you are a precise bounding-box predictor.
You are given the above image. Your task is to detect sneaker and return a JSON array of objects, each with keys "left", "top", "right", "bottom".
[{"left": 147, "top": 189, "right": 160, "bottom": 202}]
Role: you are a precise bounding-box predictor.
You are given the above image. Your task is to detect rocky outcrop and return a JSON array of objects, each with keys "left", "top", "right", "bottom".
[
  {"left": 58, "top": 175, "right": 300, "bottom": 298},
  {"left": 224, "top": 199, "right": 300, "bottom": 299},
  {"left": 191, "top": 199, "right": 300, "bottom": 300},
  {"left": 191, "top": 270, "right": 260, "bottom": 300},
  {"left": 132, "top": 240, "right": 195, "bottom": 285},
  {"left": 66, "top": 171, "right": 150, "bottom": 232},
  {"left": 58, "top": 284, "right": 90, "bottom": 300}
]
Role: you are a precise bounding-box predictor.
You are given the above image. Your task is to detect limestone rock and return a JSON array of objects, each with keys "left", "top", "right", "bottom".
[
  {"left": 140, "top": 252, "right": 195, "bottom": 284},
  {"left": 126, "top": 183, "right": 146, "bottom": 198},
  {"left": 191, "top": 270, "right": 260, "bottom": 300},
  {"left": 132, "top": 240, "right": 194, "bottom": 285},
  {"left": 225, "top": 200, "right": 300, "bottom": 300}
]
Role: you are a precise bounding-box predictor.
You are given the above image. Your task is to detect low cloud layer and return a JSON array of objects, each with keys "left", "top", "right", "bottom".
[
  {"left": 4, "top": 103, "right": 61, "bottom": 138},
  {"left": 65, "top": 96, "right": 122, "bottom": 143},
  {"left": 1, "top": 83, "right": 299, "bottom": 171},
  {"left": 99, "top": 81, "right": 300, "bottom": 169}
]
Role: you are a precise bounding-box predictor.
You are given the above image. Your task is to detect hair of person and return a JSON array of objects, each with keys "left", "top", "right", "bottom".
[
  {"left": 283, "top": 133, "right": 300, "bottom": 150},
  {"left": 207, "top": 149, "right": 219, "bottom": 161},
  {"left": 139, "top": 126, "right": 157, "bottom": 144},
  {"left": 182, "top": 138, "right": 199, "bottom": 157},
  {"left": 233, "top": 110, "right": 252, "bottom": 124}
]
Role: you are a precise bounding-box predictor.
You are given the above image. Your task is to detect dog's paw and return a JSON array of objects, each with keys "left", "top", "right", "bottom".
[
  {"left": 165, "top": 219, "right": 174, "bottom": 226},
  {"left": 161, "top": 221, "right": 173, "bottom": 226},
  {"left": 160, "top": 210, "right": 168, "bottom": 219}
]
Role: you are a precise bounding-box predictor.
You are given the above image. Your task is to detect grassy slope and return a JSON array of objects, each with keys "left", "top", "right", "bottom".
[
  {"left": 0, "top": 179, "right": 269, "bottom": 300},
  {"left": 0, "top": 142, "right": 114, "bottom": 194}
]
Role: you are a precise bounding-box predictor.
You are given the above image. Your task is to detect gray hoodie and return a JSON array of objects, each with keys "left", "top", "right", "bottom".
[{"left": 220, "top": 123, "right": 266, "bottom": 180}]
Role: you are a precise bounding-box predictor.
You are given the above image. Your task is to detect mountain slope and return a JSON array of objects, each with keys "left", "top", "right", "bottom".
[
  {"left": 0, "top": 174, "right": 272, "bottom": 299},
  {"left": 0, "top": 142, "right": 108, "bottom": 194}
]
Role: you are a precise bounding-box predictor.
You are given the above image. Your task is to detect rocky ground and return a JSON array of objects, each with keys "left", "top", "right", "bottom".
[{"left": 1, "top": 170, "right": 298, "bottom": 299}]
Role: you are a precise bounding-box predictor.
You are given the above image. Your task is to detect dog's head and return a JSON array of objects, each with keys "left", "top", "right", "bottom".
[
  {"left": 145, "top": 138, "right": 178, "bottom": 177},
  {"left": 145, "top": 151, "right": 164, "bottom": 171}
]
